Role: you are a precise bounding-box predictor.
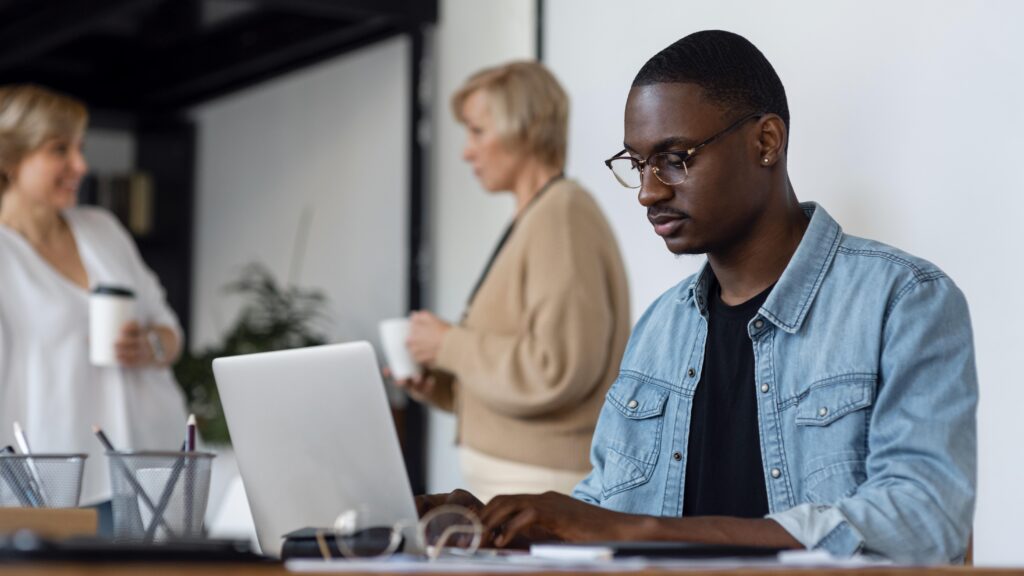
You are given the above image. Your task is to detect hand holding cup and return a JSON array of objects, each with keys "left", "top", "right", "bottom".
[
  {"left": 114, "top": 321, "right": 154, "bottom": 367},
  {"left": 389, "top": 369, "right": 437, "bottom": 403},
  {"left": 405, "top": 311, "right": 451, "bottom": 367}
]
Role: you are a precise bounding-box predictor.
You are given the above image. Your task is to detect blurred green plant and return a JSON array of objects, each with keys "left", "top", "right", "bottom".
[{"left": 173, "top": 263, "right": 329, "bottom": 443}]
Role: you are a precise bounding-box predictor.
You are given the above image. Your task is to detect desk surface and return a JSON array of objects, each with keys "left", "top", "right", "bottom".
[{"left": 0, "top": 564, "right": 1020, "bottom": 576}]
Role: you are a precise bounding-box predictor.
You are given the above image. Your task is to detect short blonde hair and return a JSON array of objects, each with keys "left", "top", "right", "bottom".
[
  {"left": 451, "top": 61, "right": 569, "bottom": 170},
  {"left": 0, "top": 84, "right": 88, "bottom": 193}
]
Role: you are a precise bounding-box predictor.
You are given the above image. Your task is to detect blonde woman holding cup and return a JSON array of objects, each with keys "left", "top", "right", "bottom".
[
  {"left": 395, "top": 62, "right": 631, "bottom": 504},
  {"left": 0, "top": 85, "right": 187, "bottom": 528}
]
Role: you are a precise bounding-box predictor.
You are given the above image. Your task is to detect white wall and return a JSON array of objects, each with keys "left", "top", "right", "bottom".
[
  {"left": 544, "top": 0, "right": 1023, "bottom": 565},
  {"left": 190, "top": 37, "right": 409, "bottom": 351},
  {"left": 187, "top": 37, "right": 409, "bottom": 545},
  {"left": 426, "top": 0, "right": 537, "bottom": 493}
]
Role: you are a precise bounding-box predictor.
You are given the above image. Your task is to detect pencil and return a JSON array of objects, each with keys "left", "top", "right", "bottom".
[
  {"left": 186, "top": 414, "right": 196, "bottom": 452},
  {"left": 142, "top": 441, "right": 187, "bottom": 542},
  {"left": 184, "top": 414, "right": 196, "bottom": 537},
  {"left": 92, "top": 425, "right": 177, "bottom": 538}
]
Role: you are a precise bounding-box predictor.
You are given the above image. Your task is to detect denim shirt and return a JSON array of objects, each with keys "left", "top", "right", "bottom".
[{"left": 573, "top": 203, "right": 977, "bottom": 564}]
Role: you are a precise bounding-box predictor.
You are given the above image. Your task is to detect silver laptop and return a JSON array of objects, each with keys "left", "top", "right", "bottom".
[{"left": 213, "top": 342, "right": 419, "bottom": 557}]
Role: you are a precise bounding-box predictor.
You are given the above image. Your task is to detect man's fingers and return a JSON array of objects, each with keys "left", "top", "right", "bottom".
[
  {"left": 416, "top": 492, "right": 456, "bottom": 517},
  {"left": 447, "top": 489, "right": 483, "bottom": 512},
  {"left": 494, "top": 508, "right": 539, "bottom": 548},
  {"left": 415, "top": 494, "right": 436, "bottom": 517},
  {"left": 479, "top": 500, "right": 520, "bottom": 548},
  {"left": 479, "top": 497, "right": 519, "bottom": 538}
]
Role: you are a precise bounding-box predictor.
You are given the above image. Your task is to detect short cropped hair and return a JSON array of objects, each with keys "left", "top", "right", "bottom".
[
  {"left": 0, "top": 84, "right": 88, "bottom": 193},
  {"left": 451, "top": 61, "right": 569, "bottom": 170},
  {"left": 633, "top": 30, "right": 790, "bottom": 140}
]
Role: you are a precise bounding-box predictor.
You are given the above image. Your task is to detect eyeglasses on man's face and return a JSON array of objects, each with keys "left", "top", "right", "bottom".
[{"left": 604, "top": 112, "right": 764, "bottom": 189}]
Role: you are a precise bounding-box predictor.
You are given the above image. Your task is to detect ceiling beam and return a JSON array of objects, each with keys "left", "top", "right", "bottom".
[
  {"left": 0, "top": 0, "right": 438, "bottom": 111},
  {"left": 244, "top": 0, "right": 434, "bottom": 22},
  {"left": 0, "top": 0, "right": 158, "bottom": 70},
  {"left": 140, "top": 15, "right": 404, "bottom": 109}
]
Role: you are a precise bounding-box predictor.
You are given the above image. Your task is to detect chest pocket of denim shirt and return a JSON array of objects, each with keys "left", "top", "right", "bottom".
[
  {"left": 795, "top": 376, "right": 875, "bottom": 503},
  {"left": 601, "top": 375, "right": 670, "bottom": 499}
]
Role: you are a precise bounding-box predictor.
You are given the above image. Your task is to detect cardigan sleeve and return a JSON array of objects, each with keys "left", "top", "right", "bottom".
[{"left": 434, "top": 196, "right": 616, "bottom": 419}]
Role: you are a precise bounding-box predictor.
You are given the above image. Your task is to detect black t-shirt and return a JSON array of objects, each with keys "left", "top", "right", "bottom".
[{"left": 682, "top": 274, "right": 772, "bottom": 518}]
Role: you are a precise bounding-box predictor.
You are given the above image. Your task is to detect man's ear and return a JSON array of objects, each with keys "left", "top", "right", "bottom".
[{"left": 755, "top": 114, "right": 787, "bottom": 167}]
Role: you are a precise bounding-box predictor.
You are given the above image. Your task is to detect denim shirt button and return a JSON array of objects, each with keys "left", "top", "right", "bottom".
[
  {"left": 754, "top": 319, "right": 765, "bottom": 330},
  {"left": 627, "top": 399, "right": 639, "bottom": 410},
  {"left": 760, "top": 383, "right": 769, "bottom": 393},
  {"left": 687, "top": 368, "right": 696, "bottom": 378},
  {"left": 818, "top": 407, "right": 829, "bottom": 417},
  {"left": 770, "top": 468, "right": 781, "bottom": 478},
  {"left": 673, "top": 451, "right": 682, "bottom": 461}
]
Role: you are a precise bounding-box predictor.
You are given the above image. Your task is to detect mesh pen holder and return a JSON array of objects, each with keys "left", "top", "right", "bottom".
[
  {"left": 106, "top": 451, "right": 214, "bottom": 543},
  {"left": 0, "top": 454, "right": 86, "bottom": 508}
]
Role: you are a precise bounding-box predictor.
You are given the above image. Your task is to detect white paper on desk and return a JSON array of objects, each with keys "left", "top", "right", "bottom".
[
  {"left": 777, "top": 549, "right": 892, "bottom": 567},
  {"left": 287, "top": 548, "right": 892, "bottom": 573},
  {"left": 286, "top": 556, "right": 545, "bottom": 573},
  {"left": 286, "top": 553, "right": 651, "bottom": 573},
  {"left": 530, "top": 544, "right": 615, "bottom": 561},
  {"left": 286, "top": 552, "right": 797, "bottom": 573}
]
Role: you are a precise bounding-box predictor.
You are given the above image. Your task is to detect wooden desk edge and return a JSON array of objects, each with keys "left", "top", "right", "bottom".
[{"left": 0, "top": 563, "right": 1020, "bottom": 576}]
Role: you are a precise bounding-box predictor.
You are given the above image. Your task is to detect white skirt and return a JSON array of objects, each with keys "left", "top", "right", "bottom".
[{"left": 458, "top": 446, "right": 588, "bottom": 504}]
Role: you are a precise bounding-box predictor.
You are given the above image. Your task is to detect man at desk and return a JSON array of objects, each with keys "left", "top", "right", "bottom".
[{"left": 423, "top": 30, "right": 977, "bottom": 564}]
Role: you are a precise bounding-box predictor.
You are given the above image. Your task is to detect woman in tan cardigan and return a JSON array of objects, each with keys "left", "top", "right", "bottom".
[{"left": 397, "top": 62, "right": 630, "bottom": 503}]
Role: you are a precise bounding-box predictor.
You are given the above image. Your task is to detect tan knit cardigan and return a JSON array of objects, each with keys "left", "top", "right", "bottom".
[{"left": 427, "top": 178, "right": 630, "bottom": 472}]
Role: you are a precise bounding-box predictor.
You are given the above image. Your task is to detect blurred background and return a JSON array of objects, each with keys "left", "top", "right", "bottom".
[{"left": 1, "top": 0, "right": 1020, "bottom": 565}]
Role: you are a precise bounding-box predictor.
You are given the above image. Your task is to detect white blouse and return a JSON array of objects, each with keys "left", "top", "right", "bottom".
[{"left": 0, "top": 206, "right": 187, "bottom": 504}]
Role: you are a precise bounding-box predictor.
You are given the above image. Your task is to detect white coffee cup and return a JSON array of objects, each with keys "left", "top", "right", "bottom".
[
  {"left": 89, "top": 285, "right": 137, "bottom": 366},
  {"left": 379, "top": 317, "right": 421, "bottom": 380}
]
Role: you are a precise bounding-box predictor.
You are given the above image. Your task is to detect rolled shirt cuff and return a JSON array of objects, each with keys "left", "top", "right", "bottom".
[{"left": 768, "top": 503, "right": 864, "bottom": 557}]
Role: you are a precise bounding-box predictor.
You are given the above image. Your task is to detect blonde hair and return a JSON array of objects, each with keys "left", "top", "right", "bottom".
[
  {"left": 451, "top": 61, "right": 569, "bottom": 170},
  {"left": 0, "top": 84, "right": 88, "bottom": 193}
]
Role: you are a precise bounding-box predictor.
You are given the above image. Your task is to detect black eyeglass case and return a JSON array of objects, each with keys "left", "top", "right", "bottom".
[{"left": 280, "top": 526, "right": 406, "bottom": 560}]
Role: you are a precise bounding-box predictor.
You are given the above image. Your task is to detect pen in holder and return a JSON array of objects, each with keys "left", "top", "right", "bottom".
[
  {"left": 105, "top": 450, "right": 214, "bottom": 542},
  {"left": 0, "top": 453, "right": 86, "bottom": 508}
]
